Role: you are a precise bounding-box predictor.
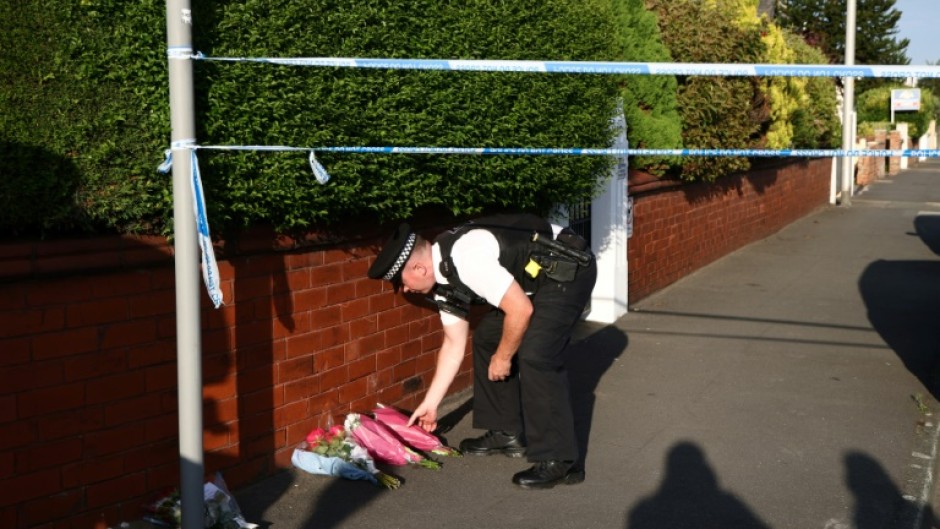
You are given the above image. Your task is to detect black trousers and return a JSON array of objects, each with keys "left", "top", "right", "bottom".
[{"left": 471, "top": 258, "right": 597, "bottom": 462}]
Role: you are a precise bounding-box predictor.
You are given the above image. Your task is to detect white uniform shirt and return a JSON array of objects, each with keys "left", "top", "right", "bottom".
[{"left": 431, "top": 224, "right": 564, "bottom": 326}]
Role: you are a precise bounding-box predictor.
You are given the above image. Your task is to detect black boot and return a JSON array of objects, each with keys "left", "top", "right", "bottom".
[
  {"left": 512, "top": 460, "right": 585, "bottom": 489},
  {"left": 458, "top": 430, "right": 527, "bottom": 458}
]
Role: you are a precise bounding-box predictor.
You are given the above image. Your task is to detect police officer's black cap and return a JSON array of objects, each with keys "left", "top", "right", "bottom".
[{"left": 367, "top": 223, "right": 417, "bottom": 285}]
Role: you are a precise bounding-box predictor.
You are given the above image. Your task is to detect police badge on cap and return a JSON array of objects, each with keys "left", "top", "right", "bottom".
[{"left": 367, "top": 223, "right": 416, "bottom": 284}]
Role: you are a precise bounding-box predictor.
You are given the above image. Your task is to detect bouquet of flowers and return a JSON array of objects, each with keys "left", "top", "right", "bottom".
[
  {"left": 345, "top": 413, "right": 441, "bottom": 470},
  {"left": 142, "top": 473, "right": 256, "bottom": 528},
  {"left": 306, "top": 425, "right": 351, "bottom": 459},
  {"left": 292, "top": 423, "right": 400, "bottom": 489},
  {"left": 372, "top": 404, "right": 461, "bottom": 457}
]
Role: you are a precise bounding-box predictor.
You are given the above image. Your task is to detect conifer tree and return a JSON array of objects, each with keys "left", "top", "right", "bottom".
[{"left": 774, "top": 0, "right": 909, "bottom": 66}]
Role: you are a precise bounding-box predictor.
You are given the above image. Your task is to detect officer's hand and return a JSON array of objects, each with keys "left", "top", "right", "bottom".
[
  {"left": 408, "top": 402, "right": 438, "bottom": 432},
  {"left": 488, "top": 355, "right": 512, "bottom": 382}
]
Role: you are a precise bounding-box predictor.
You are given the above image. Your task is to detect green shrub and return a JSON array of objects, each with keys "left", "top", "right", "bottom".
[
  {"left": 2, "top": 0, "right": 623, "bottom": 237},
  {"left": 199, "top": 0, "right": 624, "bottom": 232},
  {"left": 723, "top": 0, "right": 803, "bottom": 149},
  {"left": 649, "top": 0, "right": 768, "bottom": 181},
  {"left": 857, "top": 86, "right": 937, "bottom": 139},
  {"left": 1, "top": 1, "right": 172, "bottom": 237},
  {"left": 611, "top": 0, "right": 683, "bottom": 176},
  {"left": 784, "top": 32, "right": 840, "bottom": 149}
]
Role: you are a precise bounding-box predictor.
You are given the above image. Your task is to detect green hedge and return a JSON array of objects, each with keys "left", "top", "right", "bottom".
[
  {"left": 0, "top": 0, "right": 172, "bottom": 236},
  {"left": 612, "top": 0, "right": 683, "bottom": 176},
  {"left": 650, "top": 0, "right": 767, "bottom": 181},
  {"left": 2, "top": 0, "right": 623, "bottom": 237},
  {"left": 784, "top": 33, "right": 841, "bottom": 149},
  {"left": 649, "top": 0, "right": 839, "bottom": 181},
  {"left": 1, "top": 1, "right": 171, "bottom": 237},
  {"left": 2, "top": 1, "right": 846, "bottom": 237}
]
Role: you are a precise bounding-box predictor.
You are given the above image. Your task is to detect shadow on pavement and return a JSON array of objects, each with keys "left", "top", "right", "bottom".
[
  {"left": 914, "top": 212, "right": 940, "bottom": 257},
  {"left": 625, "top": 441, "right": 771, "bottom": 529},
  {"left": 566, "top": 324, "right": 626, "bottom": 469},
  {"left": 845, "top": 451, "right": 936, "bottom": 529},
  {"left": 860, "top": 210, "right": 940, "bottom": 400},
  {"left": 299, "top": 476, "right": 384, "bottom": 529}
]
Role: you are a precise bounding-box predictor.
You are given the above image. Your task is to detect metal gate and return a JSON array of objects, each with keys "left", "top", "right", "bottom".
[{"left": 567, "top": 198, "right": 592, "bottom": 246}]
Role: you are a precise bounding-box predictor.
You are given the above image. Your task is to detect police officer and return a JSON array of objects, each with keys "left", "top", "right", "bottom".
[{"left": 367, "top": 213, "right": 596, "bottom": 489}]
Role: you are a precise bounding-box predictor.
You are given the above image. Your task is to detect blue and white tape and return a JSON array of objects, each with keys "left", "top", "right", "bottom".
[
  {"left": 188, "top": 150, "right": 224, "bottom": 308},
  {"left": 167, "top": 46, "right": 195, "bottom": 60},
  {"left": 308, "top": 151, "right": 330, "bottom": 184},
  {"left": 161, "top": 140, "right": 938, "bottom": 305},
  {"left": 156, "top": 145, "right": 224, "bottom": 308},
  {"left": 192, "top": 145, "right": 940, "bottom": 158},
  {"left": 193, "top": 55, "right": 940, "bottom": 78}
]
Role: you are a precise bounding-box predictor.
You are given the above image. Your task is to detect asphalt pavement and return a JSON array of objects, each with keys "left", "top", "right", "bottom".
[{"left": 232, "top": 158, "right": 940, "bottom": 529}]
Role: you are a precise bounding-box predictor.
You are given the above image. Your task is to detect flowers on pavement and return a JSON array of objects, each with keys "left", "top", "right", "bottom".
[
  {"left": 372, "top": 404, "right": 461, "bottom": 457},
  {"left": 346, "top": 413, "right": 441, "bottom": 470},
  {"left": 293, "top": 408, "right": 462, "bottom": 488},
  {"left": 292, "top": 423, "right": 400, "bottom": 489}
]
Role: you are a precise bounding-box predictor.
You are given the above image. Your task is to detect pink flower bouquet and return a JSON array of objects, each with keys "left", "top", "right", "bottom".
[
  {"left": 372, "top": 404, "right": 461, "bottom": 457},
  {"left": 345, "top": 413, "right": 441, "bottom": 470}
]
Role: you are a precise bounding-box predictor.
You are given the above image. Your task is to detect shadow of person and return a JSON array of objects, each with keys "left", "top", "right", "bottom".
[
  {"left": 844, "top": 451, "right": 937, "bottom": 529},
  {"left": 858, "top": 259, "right": 940, "bottom": 399},
  {"left": 626, "top": 441, "right": 772, "bottom": 529},
  {"left": 565, "top": 323, "right": 626, "bottom": 471},
  {"left": 914, "top": 212, "right": 940, "bottom": 257},
  {"left": 0, "top": 141, "right": 85, "bottom": 237}
]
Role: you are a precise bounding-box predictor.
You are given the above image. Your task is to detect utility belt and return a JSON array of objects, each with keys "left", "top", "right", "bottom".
[{"left": 525, "top": 229, "right": 593, "bottom": 283}]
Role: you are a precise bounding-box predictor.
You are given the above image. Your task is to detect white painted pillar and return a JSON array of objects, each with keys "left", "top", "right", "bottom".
[
  {"left": 586, "top": 111, "right": 629, "bottom": 323},
  {"left": 897, "top": 122, "right": 910, "bottom": 170}
]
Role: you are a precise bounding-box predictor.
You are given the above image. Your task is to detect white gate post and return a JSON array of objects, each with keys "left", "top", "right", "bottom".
[{"left": 586, "top": 111, "right": 629, "bottom": 323}]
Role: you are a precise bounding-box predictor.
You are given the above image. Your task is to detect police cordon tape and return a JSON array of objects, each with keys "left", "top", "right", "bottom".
[
  {"left": 191, "top": 145, "right": 940, "bottom": 158},
  {"left": 164, "top": 52, "right": 940, "bottom": 306},
  {"left": 162, "top": 142, "right": 940, "bottom": 308},
  {"left": 185, "top": 53, "right": 940, "bottom": 78}
]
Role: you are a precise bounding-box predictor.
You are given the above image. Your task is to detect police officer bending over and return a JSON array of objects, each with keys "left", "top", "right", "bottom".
[{"left": 367, "top": 213, "right": 596, "bottom": 489}]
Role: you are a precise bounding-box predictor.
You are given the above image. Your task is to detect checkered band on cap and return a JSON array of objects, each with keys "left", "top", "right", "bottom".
[{"left": 383, "top": 233, "right": 416, "bottom": 281}]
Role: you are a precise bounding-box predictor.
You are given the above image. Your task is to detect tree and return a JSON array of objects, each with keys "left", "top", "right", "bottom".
[
  {"left": 774, "top": 0, "right": 909, "bottom": 66},
  {"left": 917, "top": 61, "right": 940, "bottom": 122},
  {"left": 920, "top": 61, "right": 940, "bottom": 87}
]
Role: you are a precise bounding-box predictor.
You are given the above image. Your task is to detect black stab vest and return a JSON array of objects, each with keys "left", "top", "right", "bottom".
[{"left": 434, "top": 213, "right": 553, "bottom": 307}]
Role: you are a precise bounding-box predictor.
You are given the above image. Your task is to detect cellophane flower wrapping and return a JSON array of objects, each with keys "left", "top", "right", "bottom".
[
  {"left": 292, "top": 423, "right": 400, "bottom": 489},
  {"left": 142, "top": 472, "right": 257, "bottom": 528},
  {"left": 346, "top": 413, "right": 441, "bottom": 470},
  {"left": 372, "top": 404, "right": 461, "bottom": 457}
]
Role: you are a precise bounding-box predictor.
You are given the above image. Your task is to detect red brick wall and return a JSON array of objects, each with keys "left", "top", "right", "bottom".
[
  {"left": 1, "top": 157, "right": 830, "bottom": 527},
  {"left": 856, "top": 130, "right": 890, "bottom": 186},
  {"left": 0, "top": 232, "right": 453, "bottom": 528},
  {"left": 888, "top": 130, "right": 902, "bottom": 176},
  {"left": 628, "top": 158, "right": 832, "bottom": 302},
  {"left": 856, "top": 139, "right": 885, "bottom": 187}
]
